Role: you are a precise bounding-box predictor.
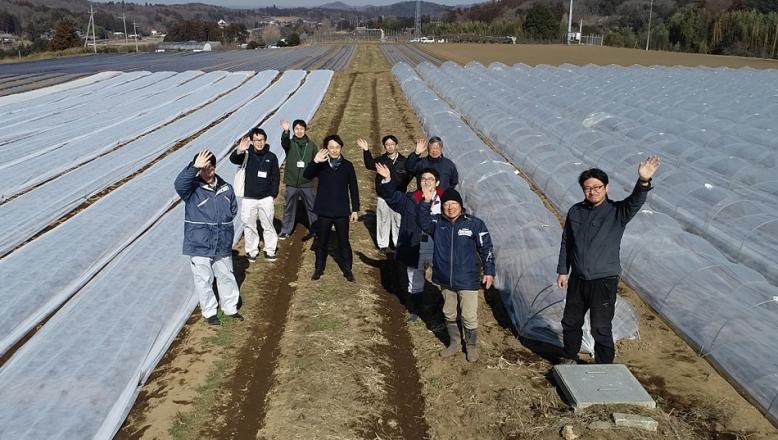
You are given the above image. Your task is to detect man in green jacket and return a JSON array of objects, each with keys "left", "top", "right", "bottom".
[{"left": 279, "top": 119, "right": 318, "bottom": 240}]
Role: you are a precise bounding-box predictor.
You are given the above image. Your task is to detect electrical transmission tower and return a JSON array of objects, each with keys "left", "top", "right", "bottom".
[{"left": 414, "top": 0, "right": 421, "bottom": 35}]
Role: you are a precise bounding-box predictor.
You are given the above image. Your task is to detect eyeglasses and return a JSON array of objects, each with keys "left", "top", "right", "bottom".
[
  {"left": 582, "top": 184, "right": 605, "bottom": 193},
  {"left": 420, "top": 177, "right": 437, "bottom": 182}
]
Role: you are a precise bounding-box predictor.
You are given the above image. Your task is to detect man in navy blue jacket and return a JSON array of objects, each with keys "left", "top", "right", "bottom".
[
  {"left": 175, "top": 150, "right": 243, "bottom": 326},
  {"left": 418, "top": 187, "right": 495, "bottom": 362},
  {"left": 230, "top": 128, "right": 280, "bottom": 263},
  {"left": 557, "top": 155, "right": 660, "bottom": 364},
  {"left": 405, "top": 136, "right": 459, "bottom": 191},
  {"left": 303, "top": 135, "right": 360, "bottom": 282}
]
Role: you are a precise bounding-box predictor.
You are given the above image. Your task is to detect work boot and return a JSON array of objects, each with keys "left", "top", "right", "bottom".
[
  {"left": 465, "top": 328, "right": 479, "bottom": 363},
  {"left": 408, "top": 294, "right": 423, "bottom": 322},
  {"left": 440, "top": 320, "right": 462, "bottom": 357}
]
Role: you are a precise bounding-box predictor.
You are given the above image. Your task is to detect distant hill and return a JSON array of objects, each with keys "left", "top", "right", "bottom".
[
  {"left": 320, "top": 1, "right": 356, "bottom": 10},
  {"left": 320, "top": 1, "right": 450, "bottom": 17},
  {"left": 0, "top": 0, "right": 452, "bottom": 37}
]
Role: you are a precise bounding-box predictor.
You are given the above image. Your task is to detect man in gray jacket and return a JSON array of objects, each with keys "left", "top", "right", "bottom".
[
  {"left": 557, "top": 155, "right": 660, "bottom": 364},
  {"left": 175, "top": 150, "right": 244, "bottom": 326}
]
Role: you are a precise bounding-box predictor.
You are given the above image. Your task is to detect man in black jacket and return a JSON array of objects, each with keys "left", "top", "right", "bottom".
[
  {"left": 358, "top": 135, "right": 409, "bottom": 256},
  {"left": 557, "top": 155, "right": 660, "bottom": 365},
  {"left": 405, "top": 136, "right": 459, "bottom": 191},
  {"left": 303, "top": 135, "right": 360, "bottom": 282},
  {"left": 230, "top": 128, "right": 280, "bottom": 262}
]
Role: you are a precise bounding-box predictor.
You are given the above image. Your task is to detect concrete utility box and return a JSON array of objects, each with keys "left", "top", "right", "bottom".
[{"left": 552, "top": 364, "right": 655, "bottom": 411}]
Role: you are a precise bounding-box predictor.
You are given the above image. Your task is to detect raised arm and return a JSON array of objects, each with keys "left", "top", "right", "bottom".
[
  {"left": 303, "top": 148, "right": 329, "bottom": 179},
  {"left": 415, "top": 183, "right": 437, "bottom": 236},
  {"left": 175, "top": 150, "right": 212, "bottom": 200},
  {"left": 280, "top": 119, "right": 291, "bottom": 153},
  {"left": 405, "top": 139, "right": 427, "bottom": 174},
  {"left": 358, "top": 138, "right": 377, "bottom": 171},
  {"left": 376, "top": 162, "right": 406, "bottom": 213},
  {"left": 618, "top": 155, "right": 660, "bottom": 224},
  {"left": 229, "top": 137, "right": 250, "bottom": 164}
]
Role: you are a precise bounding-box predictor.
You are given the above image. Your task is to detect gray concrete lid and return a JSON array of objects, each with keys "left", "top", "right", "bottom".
[{"left": 552, "top": 364, "right": 656, "bottom": 411}]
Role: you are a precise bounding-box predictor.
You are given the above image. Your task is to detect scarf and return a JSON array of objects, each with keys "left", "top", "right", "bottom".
[{"left": 328, "top": 154, "right": 343, "bottom": 171}]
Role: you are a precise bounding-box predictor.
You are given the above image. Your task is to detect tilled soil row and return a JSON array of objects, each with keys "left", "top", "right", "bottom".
[{"left": 257, "top": 43, "right": 430, "bottom": 440}]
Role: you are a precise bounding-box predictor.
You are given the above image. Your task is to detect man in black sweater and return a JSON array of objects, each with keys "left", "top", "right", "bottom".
[
  {"left": 303, "top": 135, "right": 360, "bottom": 282},
  {"left": 230, "top": 127, "right": 280, "bottom": 262},
  {"left": 405, "top": 136, "right": 458, "bottom": 191},
  {"left": 358, "top": 135, "right": 409, "bottom": 256},
  {"left": 557, "top": 155, "right": 660, "bottom": 365}
]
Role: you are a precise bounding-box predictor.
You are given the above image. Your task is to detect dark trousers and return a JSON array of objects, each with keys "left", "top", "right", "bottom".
[
  {"left": 315, "top": 216, "right": 352, "bottom": 275},
  {"left": 561, "top": 276, "right": 619, "bottom": 364},
  {"left": 281, "top": 186, "right": 317, "bottom": 235}
]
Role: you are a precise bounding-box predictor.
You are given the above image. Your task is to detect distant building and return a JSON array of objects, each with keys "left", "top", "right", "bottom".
[
  {"left": 217, "top": 19, "right": 227, "bottom": 29},
  {"left": 158, "top": 41, "right": 223, "bottom": 52},
  {"left": 1, "top": 33, "right": 19, "bottom": 46}
]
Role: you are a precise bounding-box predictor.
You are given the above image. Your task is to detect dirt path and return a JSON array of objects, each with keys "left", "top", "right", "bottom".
[{"left": 117, "top": 43, "right": 778, "bottom": 440}]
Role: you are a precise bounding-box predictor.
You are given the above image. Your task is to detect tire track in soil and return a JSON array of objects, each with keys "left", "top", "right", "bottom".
[
  {"left": 205, "top": 231, "right": 305, "bottom": 439},
  {"left": 325, "top": 71, "right": 356, "bottom": 136},
  {"left": 350, "top": 64, "right": 430, "bottom": 439}
]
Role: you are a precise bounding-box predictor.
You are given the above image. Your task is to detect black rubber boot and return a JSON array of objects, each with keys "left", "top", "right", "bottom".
[
  {"left": 440, "top": 320, "right": 462, "bottom": 357},
  {"left": 465, "top": 328, "right": 479, "bottom": 363},
  {"left": 408, "top": 294, "right": 423, "bottom": 322}
]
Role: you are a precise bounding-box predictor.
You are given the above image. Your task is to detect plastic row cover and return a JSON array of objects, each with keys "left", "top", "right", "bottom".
[
  {"left": 231, "top": 70, "right": 335, "bottom": 245},
  {"left": 0, "top": 71, "right": 277, "bottom": 257},
  {"left": 425, "top": 62, "right": 778, "bottom": 288},
  {"left": 392, "top": 62, "right": 639, "bottom": 352},
  {"left": 0, "top": 71, "right": 121, "bottom": 107},
  {"left": 481, "top": 63, "right": 778, "bottom": 199},
  {"left": 484, "top": 63, "right": 778, "bottom": 197},
  {"left": 0, "top": 71, "right": 249, "bottom": 201},
  {"left": 411, "top": 61, "right": 778, "bottom": 425},
  {"left": 0, "top": 69, "right": 334, "bottom": 440},
  {"left": 0, "top": 71, "right": 170, "bottom": 140},
  {"left": 0, "top": 70, "right": 306, "bottom": 357},
  {"left": 0, "top": 70, "right": 131, "bottom": 115}
]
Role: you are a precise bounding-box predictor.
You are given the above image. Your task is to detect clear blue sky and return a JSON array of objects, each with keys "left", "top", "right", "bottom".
[{"left": 95, "top": 1, "right": 483, "bottom": 8}]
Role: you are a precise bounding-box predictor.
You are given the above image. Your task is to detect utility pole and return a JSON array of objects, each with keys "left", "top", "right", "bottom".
[
  {"left": 645, "top": 0, "right": 654, "bottom": 50},
  {"left": 133, "top": 20, "right": 139, "bottom": 52},
  {"left": 85, "top": 3, "right": 97, "bottom": 54},
  {"left": 120, "top": 12, "right": 128, "bottom": 45},
  {"left": 567, "top": 0, "right": 574, "bottom": 44},
  {"left": 414, "top": 0, "right": 421, "bottom": 36}
]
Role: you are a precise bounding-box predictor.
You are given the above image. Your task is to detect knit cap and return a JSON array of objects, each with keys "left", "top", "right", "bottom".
[{"left": 440, "top": 188, "right": 463, "bottom": 207}]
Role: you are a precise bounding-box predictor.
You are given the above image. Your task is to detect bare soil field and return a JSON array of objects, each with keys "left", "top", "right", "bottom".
[
  {"left": 117, "top": 44, "right": 778, "bottom": 439},
  {"left": 418, "top": 43, "right": 778, "bottom": 69}
]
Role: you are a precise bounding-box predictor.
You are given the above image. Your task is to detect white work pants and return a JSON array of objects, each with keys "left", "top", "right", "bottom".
[
  {"left": 376, "top": 196, "right": 401, "bottom": 249},
  {"left": 240, "top": 196, "right": 277, "bottom": 257},
  {"left": 190, "top": 256, "right": 240, "bottom": 318}
]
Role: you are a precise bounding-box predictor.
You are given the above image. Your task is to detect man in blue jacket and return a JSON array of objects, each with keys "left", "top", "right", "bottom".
[
  {"left": 175, "top": 150, "right": 243, "bottom": 326},
  {"left": 418, "top": 187, "right": 495, "bottom": 362},
  {"left": 405, "top": 136, "right": 459, "bottom": 191},
  {"left": 557, "top": 155, "right": 660, "bottom": 364}
]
